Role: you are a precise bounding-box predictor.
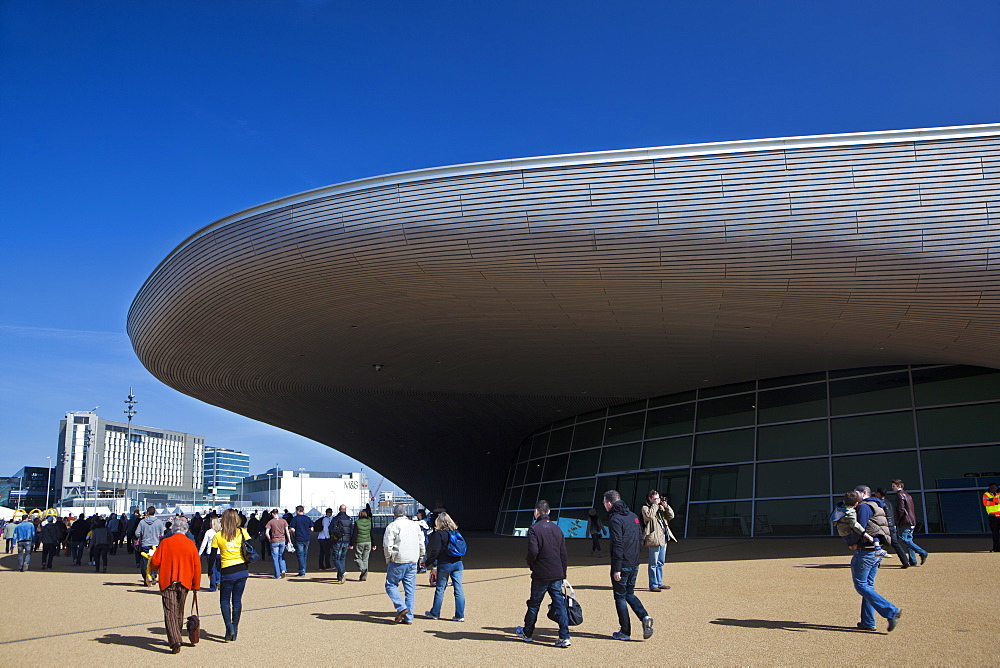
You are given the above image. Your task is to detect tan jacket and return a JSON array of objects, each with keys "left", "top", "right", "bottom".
[{"left": 641, "top": 501, "right": 677, "bottom": 547}]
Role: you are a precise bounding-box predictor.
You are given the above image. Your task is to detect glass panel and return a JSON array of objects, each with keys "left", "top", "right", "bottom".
[
  {"left": 758, "top": 371, "right": 827, "bottom": 389},
  {"left": 694, "top": 429, "right": 754, "bottom": 465},
  {"left": 548, "top": 428, "right": 573, "bottom": 455},
  {"left": 538, "top": 481, "right": 564, "bottom": 508},
  {"left": 516, "top": 440, "right": 531, "bottom": 462},
  {"left": 500, "top": 487, "right": 515, "bottom": 511},
  {"left": 830, "top": 372, "right": 911, "bottom": 415},
  {"left": 501, "top": 512, "right": 515, "bottom": 535},
  {"left": 649, "top": 390, "right": 696, "bottom": 408},
  {"left": 514, "top": 511, "right": 535, "bottom": 533},
  {"left": 688, "top": 501, "right": 752, "bottom": 537},
  {"left": 512, "top": 461, "right": 528, "bottom": 487},
  {"left": 912, "top": 366, "right": 1000, "bottom": 406},
  {"left": 699, "top": 381, "right": 756, "bottom": 399},
  {"left": 691, "top": 464, "right": 753, "bottom": 501},
  {"left": 594, "top": 475, "right": 618, "bottom": 508},
  {"left": 757, "top": 420, "right": 828, "bottom": 460},
  {"left": 635, "top": 472, "right": 659, "bottom": 509},
  {"left": 697, "top": 394, "right": 756, "bottom": 431},
  {"left": 757, "top": 383, "right": 827, "bottom": 424},
  {"left": 523, "top": 459, "right": 545, "bottom": 485},
  {"left": 917, "top": 403, "right": 1000, "bottom": 447},
  {"left": 918, "top": 445, "right": 1000, "bottom": 489},
  {"left": 562, "top": 478, "right": 596, "bottom": 507},
  {"left": 754, "top": 498, "right": 832, "bottom": 535},
  {"left": 642, "top": 436, "right": 692, "bottom": 469},
  {"left": 831, "top": 451, "right": 919, "bottom": 495},
  {"left": 608, "top": 399, "right": 647, "bottom": 416},
  {"left": 518, "top": 484, "right": 540, "bottom": 510},
  {"left": 829, "top": 365, "right": 907, "bottom": 379},
  {"left": 756, "top": 459, "right": 828, "bottom": 498},
  {"left": 924, "top": 491, "right": 986, "bottom": 533},
  {"left": 599, "top": 443, "right": 642, "bottom": 473},
  {"left": 530, "top": 433, "right": 549, "bottom": 460},
  {"left": 572, "top": 420, "right": 606, "bottom": 450},
  {"left": 658, "top": 472, "right": 689, "bottom": 529},
  {"left": 645, "top": 403, "right": 695, "bottom": 439},
  {"left": 578, "top": 408, "right": 608, "bottom": 422},
  {"left": 543, "top": 454, "right": 569, "bottom": 482},
  {"left": 830, "top": 412, "right": 915, "bottom": 454},
  {"left": 566, "top": 449, "right": 600, "bottom": 478},
  {"left": 618, "top": 474, "right": 637, "bottom": 513},
  {"left": 604, "top": 412, "right": 646, "bottom": 445}
]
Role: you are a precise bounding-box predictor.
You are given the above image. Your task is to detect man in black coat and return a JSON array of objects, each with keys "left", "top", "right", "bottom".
[
  {"left": 515, "top": 499, "right": 571, "bottom": 648},
  {"left": 603, "top": 490, "right": 654, "bottom": 641}
]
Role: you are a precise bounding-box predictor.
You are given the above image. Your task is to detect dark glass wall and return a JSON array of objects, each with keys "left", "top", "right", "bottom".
[{"left": 495, "top": 365, "right": 1000, "bottom": 537}]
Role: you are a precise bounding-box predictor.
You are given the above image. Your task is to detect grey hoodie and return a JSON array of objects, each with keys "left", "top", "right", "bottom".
[{"left": 135, "top": 516, "right": 164, "bottom": 547}]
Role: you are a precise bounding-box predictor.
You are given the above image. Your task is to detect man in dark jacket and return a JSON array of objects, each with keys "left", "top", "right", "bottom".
[
  {"left": 891, "top": 479, "right": 928, "bottom": 566},
  {"left": 603, "top": 490, "right": 654, "bottom": 641},
  {"left": 515, "top": 500, "right": 571, "bottom": 648},
  {"left": 330, "top": 505, "right": 354, "bottom": 583},
  {"left": 874, "top": 488, "right": 910, "bottom": 568},
  {"left": 39, "top": 517, "right": 65, "bottom": 569}
]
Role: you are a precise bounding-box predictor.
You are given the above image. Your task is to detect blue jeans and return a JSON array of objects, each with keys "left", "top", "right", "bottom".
[
  {"left": 207, "top": 553, "right": 221, "bottom": 590},
  {"left": 613, "top": 566, "right": 649, "bottom": 636},
  {"left": 851, "top": 549, "right": 899, "bottom": 629},
  {"left": 333, "top": 540, "right": 350, "bottom": 578},
  {"left": 523, "top": 578, "right": 570, "bottom": 641},
  {"left": 270, "top": 542, "right": 287, "bottom": 578},
  {"left": 70, "top": 541, "right": 85, "bottom": 565},
  {"left": 385, "top": 561, "right": 417, "bottom": 622},
  {"left": 294, "top": 540, "right": 310, "bottom": 575},
  {"left": 17, "top": 541, "right": 32, "bottom": 570},
  {"left": 429, "top": 561, "right": 465, "bottom": 619},
  {"left": 648, "top": 545, "right": 666, "bottom": 588},
  {"left": 897, "top": 526, "right": 927, "bottom": 565},
  {"left": 219, "top": 571, "right": 248, "bottom": 637}
]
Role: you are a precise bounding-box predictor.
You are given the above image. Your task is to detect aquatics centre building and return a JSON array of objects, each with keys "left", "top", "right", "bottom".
[{"left": 129, "top": 124, "right": 1000, "bottom": 535}]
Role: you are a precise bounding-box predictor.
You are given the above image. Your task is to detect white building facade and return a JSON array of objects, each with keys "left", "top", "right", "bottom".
[
  {"left": 237, "top": 468, "right": 367, "bottom": 512},
  {"left": 57, "top": 411, "right": 204, "bottom": 510}
]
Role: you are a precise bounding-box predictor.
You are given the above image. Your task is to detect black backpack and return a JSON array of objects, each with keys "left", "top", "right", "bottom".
[{"left": 313, "top": 516, "right": 325, "bottom": 532}]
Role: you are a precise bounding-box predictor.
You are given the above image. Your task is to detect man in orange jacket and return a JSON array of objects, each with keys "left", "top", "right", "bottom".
[
  {"left": 984, "top": 483, "right": 1000, "bottom": 553},
  {"left": 150, "top": 516, "right": 201, "bottom": 654}
]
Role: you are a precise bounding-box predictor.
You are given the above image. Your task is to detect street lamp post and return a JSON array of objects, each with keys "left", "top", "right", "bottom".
[
  {"left": 45, "top": 456, "right": 51, "bottom": 510},
  {"left": 298, "top": 468, "right": 305, "bottom": 508},
  {"left": 123, "top": 388, "right": 138, "bottom": 515}
]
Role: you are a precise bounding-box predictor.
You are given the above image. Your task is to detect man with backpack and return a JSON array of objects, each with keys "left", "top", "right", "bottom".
[
  {"left": 330, "top": 505, "right": 354, "bottom": 583},
  {"left": 849, "top": 487, "right": 902, "bottom": 632}
]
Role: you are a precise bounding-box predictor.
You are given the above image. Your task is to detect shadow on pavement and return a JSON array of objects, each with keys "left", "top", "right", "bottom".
[
  {"left": 795, "top": 564, "right": 852, "bottom": 569},
  {"left": 482, "top": 626, "right": 616, "bottom": 642},
  {"left": 93, "top": 633, "right": 173, "bottom": 653},
  {"left": 710, "top": 618, "right": 877, "bottom": 634},
  {"left": 312, "top": 611, "right": 397, "bottom": 625}
]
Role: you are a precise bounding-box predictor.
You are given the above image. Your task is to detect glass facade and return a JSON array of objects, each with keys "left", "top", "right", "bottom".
[
  {"left": 495, "top": 365, "right": 1000, "bottom": 537},
  {"left": 203, "top": 447, "right": 251, "bottom": 497}
]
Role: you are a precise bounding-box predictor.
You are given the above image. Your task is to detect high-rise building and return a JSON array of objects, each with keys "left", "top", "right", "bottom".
[
  {"left": 237, "top": 468, "right": 367, "bottom": 512},
  {"left": 0, "top": 467, "right": 57, "bottom": 510},
  {"left": 203, "top": 447, "right": 250, "bottom": 500},
  {"left": 57, "top": 411, "right": 204, "bottom": 508}
]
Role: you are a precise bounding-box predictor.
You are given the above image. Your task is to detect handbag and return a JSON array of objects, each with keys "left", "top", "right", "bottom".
[
  {"left": 547, "top": 579, "right": 584, "bottom": 627},
  {"left": 185, "top": 591, "right": 200, "bottom": 644},
  {"left": 239, "top": 529, "right": 261, "bottom": 564}
]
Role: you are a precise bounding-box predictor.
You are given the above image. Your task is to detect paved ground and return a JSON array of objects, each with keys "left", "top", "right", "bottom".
[{"left": 0, "top": 534, "right": 995, "bottom": 665}]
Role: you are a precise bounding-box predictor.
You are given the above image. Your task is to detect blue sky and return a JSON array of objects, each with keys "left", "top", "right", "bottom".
[{"left": 2, "top": 2, "right": 998, "bottom": 491}]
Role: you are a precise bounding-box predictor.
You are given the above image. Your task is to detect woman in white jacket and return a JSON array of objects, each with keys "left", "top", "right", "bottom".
[{"left": 199, "top": 517, "right": 222, "bottom": 592}]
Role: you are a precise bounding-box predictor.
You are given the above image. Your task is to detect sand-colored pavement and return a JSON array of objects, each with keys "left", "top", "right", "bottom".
[{"left": 0, "top": 534, "right": 995, "bottom": 665}]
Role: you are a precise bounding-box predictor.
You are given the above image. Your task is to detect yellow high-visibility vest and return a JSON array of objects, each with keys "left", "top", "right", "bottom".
[{"left": 984, "top": 492, "right": 1000, "bottom": 516}]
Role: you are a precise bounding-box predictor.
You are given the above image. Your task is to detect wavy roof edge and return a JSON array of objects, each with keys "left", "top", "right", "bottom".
[{"left": 144, "top": 123, "right": 1000, "bottom": 288}]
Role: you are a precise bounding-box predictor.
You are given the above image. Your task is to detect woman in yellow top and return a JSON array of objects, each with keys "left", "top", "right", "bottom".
[{"left": 211, "top": 509, "right": 250, "bottom": 641}]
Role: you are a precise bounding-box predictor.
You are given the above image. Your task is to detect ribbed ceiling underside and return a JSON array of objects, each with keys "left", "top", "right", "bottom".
[{"left": 129, "top": 126, "right": 1000, "bottom": 528}]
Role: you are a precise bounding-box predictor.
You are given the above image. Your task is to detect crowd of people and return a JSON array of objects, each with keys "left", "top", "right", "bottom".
[{"left": 1, "top": 479, "right": 997, "bottom": 651}]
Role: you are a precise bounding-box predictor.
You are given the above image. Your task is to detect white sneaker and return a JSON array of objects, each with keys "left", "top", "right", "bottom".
[
  {"left": 452, "top": 616, "right": 465, "bottom": 622},
  {"left": 553, "top": 638, "right": 571, "bottom": 648}
]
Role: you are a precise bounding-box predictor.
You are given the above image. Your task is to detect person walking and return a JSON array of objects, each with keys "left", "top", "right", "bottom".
[
  {"left": 106, "top": 514, "right": 120, "bottom": 555},
  {"left": 3, "top": 519, "right": 17, "bottom": 553},
  {"left": 288, "top": 505, "right": 313, "bottom": 577},
  {"left": 68, "top": 515, "right": 90, "bottom": 566},
  {"left": 89, "top": 518, "right": 113, "bottom": 573},
  {"left": 40, "top": 517, "right": 65, "bottom": 570},
  {"left": 588, "top": 508, "right": 603, "bottom": 556},
  {"left": 125, "top": 510, "right": 141, "bottom": 560},
  {"left": 212, "top": 509, "right": 251, "bottom": 641},
  {"left": 604, "top": 490, "right": 654, "bottom": 641},
  {"left": 641, "top": 490, "right": 676, "bottom": 592},
  {"left": 982, "top": 483, "right": 999, "bottom": 552},
  {"left": 149, "top": 516, "right": 201, "bottom": 654},
  {"left": 316, "top": 508, "right": 334, "bottom": 571},
  {"left": 424, "top": 512, "right": 465, "bottom": 622},
  {"left": 890, "top": 479, "right": 928, "bottom": 566},
  {"left": 265, "top": 509, "right": 290, "bottom": 579},
  {"left": 515, "top": 500, "right": 571, "bottom": 648},
  {"left": 199, "top": 517, "right": 222, "bottom": 592},
  {"left": 14, "top": 519, "right": 35, "bottom": 571},
  {"left": 874, "top": 488, "right": 910, "bottom": 568},
  {"left": 351, "top": 508, "right": 376, "bottom": 581},
  {"left": 849, "top": 487, "right": 902, "bottom": 632},
  {"left": 383, "top": 504, "right": 424, "bottom": 624},
  {"left": 135, "top": 507, "right": 165, "bottom": 585},
  {"left": 331, "top": 505, "right": 354, "bottom": 583}
]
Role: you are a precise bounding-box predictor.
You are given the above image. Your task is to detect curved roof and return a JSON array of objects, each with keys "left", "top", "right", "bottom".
[{"left": 129, "top": 124, "right": 1000, "bottom": 527}]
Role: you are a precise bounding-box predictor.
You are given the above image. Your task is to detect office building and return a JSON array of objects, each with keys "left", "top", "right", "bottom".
[
  {"left": 203, "top": 447, "right": 250, "bottom": 501},
  {"left": 237, "top": 468, "right": 368, "bottom": 511},
  {"left": 128, "top": 124, "right": 1000, "bottom": 531},
  {"left": 0, "top": 467, "right": 57, "bottom": 510}
]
